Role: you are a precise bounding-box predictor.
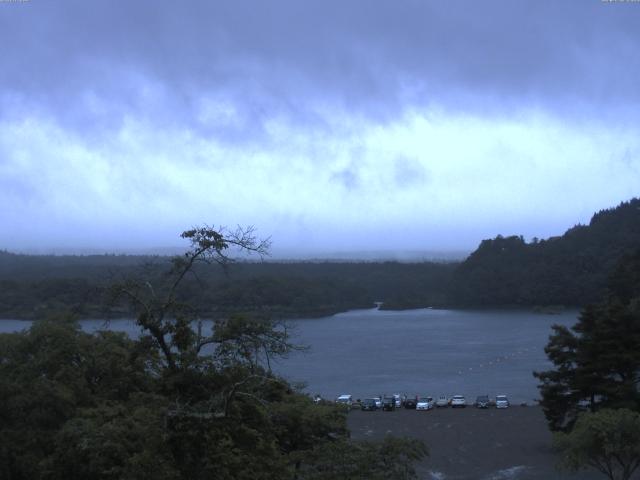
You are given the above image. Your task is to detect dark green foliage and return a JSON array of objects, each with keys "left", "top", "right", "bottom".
[
  {"left": 45, "top": 401, "right": 179, "bottom": 480},
  {"left": 534, "top": 249, "right": 640, "bottom": 431},
  {"left": 0, "top": 314, "right": 361, "bottom": 479},
  {"left": 0, "top": 320, "right": 424, "bottom": 480},
  {"left": 453, "top": 198, "right": 640, "bottom": 307},
  {"left": 554, "top": 409, "right": 640, "bottom": 480},
  {"left": 0, "top": 227, "right": 427, "bottom": 479},
  {"left": 0, "top": 316, "right": 158, "bottom": 480},
  {"left": 0, "top": 253, "right": 455, "bottom": 320}
]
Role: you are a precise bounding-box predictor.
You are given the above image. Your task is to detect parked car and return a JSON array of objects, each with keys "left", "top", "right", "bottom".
[
  {"left": 416, "top": 396, "right": 434, "bottom": 411},
  {"left": 436, "top": 395, "right": 449, "bottom": 408},
  {"left": 404, "top": 396, "right": 418, "bottom": 409},
  {"left": 336, "top": 394, "right": 353, "bottom": 408},
  {"left": 496, "top": 395, "right": 510, "bottom": 409},
  {"left": 382, "top": 397, "right": 396, "bottom": 411},
  {"left": 361, "top": 398, "right": 378, "bottom": 411},
  {"left": 393, "top": 394, "right": 402, "bottom": 408},
  {"left": 373, "top": 397, "right": 382, "bottom": 409},
  {"left": 451, "top": 395, "right": 467, "bottom": 408},
  {"left": 475, "top": 395, "right": 490, "bottom": 408}
]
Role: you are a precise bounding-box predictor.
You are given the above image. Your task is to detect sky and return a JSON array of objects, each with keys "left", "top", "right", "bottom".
[{"left": 1, "top": 0, "right": 639, "bottom": 258}]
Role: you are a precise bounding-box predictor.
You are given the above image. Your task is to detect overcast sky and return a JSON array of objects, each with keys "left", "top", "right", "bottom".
[{"left": 1, "top": 1, "right": 639, "bottom": 257}]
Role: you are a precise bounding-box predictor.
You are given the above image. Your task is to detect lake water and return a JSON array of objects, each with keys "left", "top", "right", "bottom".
[{"left": 0, "top": 308, "right": 578, "bottom": 404}]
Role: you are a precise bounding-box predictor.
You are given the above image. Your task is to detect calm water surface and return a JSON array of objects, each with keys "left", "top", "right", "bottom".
[
  {"left": 276, "top": 308, "right": 578, "bottom": 403},
  {"left": 1, "top": 308, "right": 578, "bottom": 403}
]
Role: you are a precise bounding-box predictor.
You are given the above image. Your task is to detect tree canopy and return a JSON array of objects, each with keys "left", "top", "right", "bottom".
[
  {"left": 452, "top": 198, "right": 640, "bottom": 307},
  {"left": 554, "top": 408, "right": 640, "bottom": 480},
  {"left": 534, "top": 248, "right": 640, "bottom": 431},
  {"left": 0, "top": 226, "right": 427, "bottom": 479}
]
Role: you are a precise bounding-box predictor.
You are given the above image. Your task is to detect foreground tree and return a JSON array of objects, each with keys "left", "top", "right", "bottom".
[
  {"left": 1, "top": 226, "right": 429, "bottom": 479},
  {"left": 0, "top": 315, "right": 161, "bottom": 480},
  {"left": 534, "top": 249, "right": 640, "bottom": 431},
  {"left": 110, "top": 225, "right": 272, "bottom": 372},
  {"left": 554, "top": 409, "right": 640, "bottom": 480}
]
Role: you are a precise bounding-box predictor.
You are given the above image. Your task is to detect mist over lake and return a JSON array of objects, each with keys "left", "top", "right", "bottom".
[{"left": 2, "top": 308, "right": 577, "bottom": 404}]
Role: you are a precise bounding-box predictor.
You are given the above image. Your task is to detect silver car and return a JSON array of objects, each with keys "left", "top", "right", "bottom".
[
  {"left": 416, "top": 396, "right": 434, "bottom": 411},
  {"left": 451, "top": 395, "right": 467, "bottom": 408},
  {"left": 496, "top": 395, "right": 510, "bottom": 408}
]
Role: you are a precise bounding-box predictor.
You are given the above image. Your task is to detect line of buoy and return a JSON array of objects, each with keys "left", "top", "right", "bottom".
[{"left": 454, "top": 348, "right": 533, "bottom": 376}]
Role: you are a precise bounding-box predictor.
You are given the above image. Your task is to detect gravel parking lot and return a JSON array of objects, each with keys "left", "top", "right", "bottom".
[{"left": 347, "top": 405, "right": 605, "bottom": 480}]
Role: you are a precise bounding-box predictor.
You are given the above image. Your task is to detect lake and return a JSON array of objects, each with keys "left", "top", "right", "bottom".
[{"left": 1, "top": 308, "right": 578, "bottom": 404}]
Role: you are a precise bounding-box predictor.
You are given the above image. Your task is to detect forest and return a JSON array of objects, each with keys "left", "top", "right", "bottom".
[
  {"left": 1, "top": 197, "right": 639, "bottom": 319},
  {"left": 451, "top": 198, "right": 640, "bottom": 307}
]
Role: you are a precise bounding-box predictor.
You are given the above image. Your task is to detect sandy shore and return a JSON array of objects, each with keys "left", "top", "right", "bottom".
[{"left": 347, "top": 405, "right": 606, "bottom": 480}]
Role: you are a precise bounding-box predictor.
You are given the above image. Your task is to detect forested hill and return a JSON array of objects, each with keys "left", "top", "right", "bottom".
[{"left": 451, "top": 198, "right": 640, "bottom": 307}]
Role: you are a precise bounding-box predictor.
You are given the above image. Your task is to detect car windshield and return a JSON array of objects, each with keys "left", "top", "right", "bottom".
[
  {"left": 477, "top": 396, "right": 488, "bottom": 401},
  {"left": 496, "top": 396, "right": 507, "bottom": 401},
  {"left": 453, "top": 396, "right": 464, "bottom": 400},
  {"left": 418, "top": 398, "right": 430, "bottom": 402}
]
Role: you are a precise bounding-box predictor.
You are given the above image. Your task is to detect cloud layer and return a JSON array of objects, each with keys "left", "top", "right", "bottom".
[{"left": 1, "top": 1, "right": 639, "bottom": 254}]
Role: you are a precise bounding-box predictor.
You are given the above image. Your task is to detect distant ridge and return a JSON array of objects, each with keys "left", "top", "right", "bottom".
[
  {"left": 267, "top": 249, "right": 468, "bottom": 263},
  {"left": 451, "top": 197, "right": 640, "bottom": 307},
  {"left": 1, "top": 197, "right": 639, "bottom": 317},
  {"left": 3, "top": 247, "right": 468, "bottom": 263}
]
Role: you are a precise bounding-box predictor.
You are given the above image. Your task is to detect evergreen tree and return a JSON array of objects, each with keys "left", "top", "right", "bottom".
[{"left": 534, "top": 249, "right": 640, "bottom": 431}]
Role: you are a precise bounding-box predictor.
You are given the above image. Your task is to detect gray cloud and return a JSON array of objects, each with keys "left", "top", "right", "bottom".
[
  {"left": 2, "top": 0, "right": 640, "bottom": 132},
  {"left": 1, "top": 1, "right": 639, "bottom": 254}
]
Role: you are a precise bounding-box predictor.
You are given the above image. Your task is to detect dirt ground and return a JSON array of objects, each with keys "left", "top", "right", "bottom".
[{"left": 347, "top": 405, "right": 608, "bottom": 480}]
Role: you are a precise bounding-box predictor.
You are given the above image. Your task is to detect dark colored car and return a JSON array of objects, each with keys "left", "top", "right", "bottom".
[
  {"left": 403, "top": 396, "right": 418, "bottom": 409},
  {"left": 475, "top": 395, "right": 490, "bottom": 408},
  {"left": 382, "top": 397, "right": 396, "bottom": 411},
  {"left": 362, "top": 398, "right": 378, "bottom": 411}
]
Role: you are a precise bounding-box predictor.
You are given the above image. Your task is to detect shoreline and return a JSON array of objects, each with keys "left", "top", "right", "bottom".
[{"left": 0, "top": 303, "right": 583, "bottom": 323}]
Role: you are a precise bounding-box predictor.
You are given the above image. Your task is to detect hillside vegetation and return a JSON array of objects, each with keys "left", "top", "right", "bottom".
[
  {"left": 0, "top": 253, "right": 455, "bottom": 319},
  {"left": 1, "top": 197, "right": 639, "bottom": 318},
  {"left": 451, "top": 198, "right": 640, "bottom": 307}
]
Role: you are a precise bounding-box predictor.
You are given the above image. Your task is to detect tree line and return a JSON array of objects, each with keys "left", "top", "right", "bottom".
[
  {"left": 451, "top": 198, "right": 640, "bottom": 307},
  {"left": 0, "top": 252, "right": 455, "bottom": 320},
  {"left": 2, "top": 198, "right": 639, "bottom": 318}
]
